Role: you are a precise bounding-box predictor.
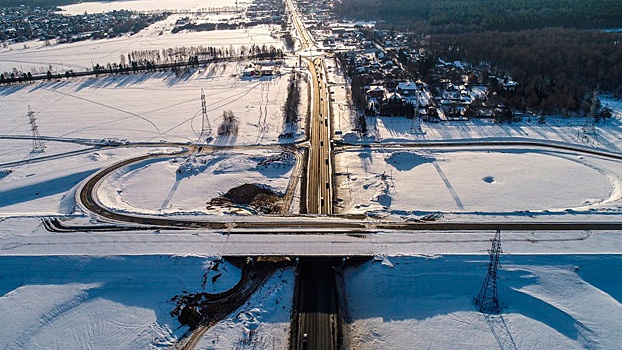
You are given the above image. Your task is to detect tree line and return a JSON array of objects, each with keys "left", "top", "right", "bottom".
[
  {"left": 1, "top": 44, "right": 284, "bottom": 85},
  {"left": 429, "top": 28, "right": 622, "bottom": 114},
  {"left": 335, "top": 0, "right": 622, "bottom": 32}
]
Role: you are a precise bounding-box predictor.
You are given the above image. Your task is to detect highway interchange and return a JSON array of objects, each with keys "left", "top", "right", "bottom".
[{"left": 7, "top": 1, "right": 621, "bottom": 349}]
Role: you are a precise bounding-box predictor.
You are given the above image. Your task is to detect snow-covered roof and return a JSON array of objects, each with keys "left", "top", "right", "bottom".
[
  {"left": 397, "top": 82, "right": 417, "bottom": 91},
  {"left": 388, "top": 92, "right": 404, "bottom": 100}
]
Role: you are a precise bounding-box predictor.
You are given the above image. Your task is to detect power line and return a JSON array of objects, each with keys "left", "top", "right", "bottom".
[
  {"left": 476, "top": 230, "right": 502, "bottom": 314},
  {"left": 577, "top": 87, "right": 599, "bottom": 145},
  {"left": 200, "top": 89, "right": 212, "bottom": 143},
  {"left": 27, "top": 105, "right": 45, "bottom": 153},
  {"left": 411, "top": 90, "right": 425, "bottom": 134}
]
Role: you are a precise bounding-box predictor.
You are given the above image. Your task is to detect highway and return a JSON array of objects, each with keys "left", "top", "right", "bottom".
[
  {"left": 293, "top": 258, "right": 339, "bottom": 350},
  {"left": 279, "top": 3, "right": 339, "bottom": 350},
  {"left": 305, "top": 57, "right": 333, "bottom": 214},
  {"left": 285, "top": 0, "right": 332, "bottom": 214}
]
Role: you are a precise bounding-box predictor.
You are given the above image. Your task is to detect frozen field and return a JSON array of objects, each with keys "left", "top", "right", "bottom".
[
  {"left": 0, "top": 60, "right": 302, "bottom": 147},
  {"left": 98, "top": 149, "right": 297, "bottom": 215},
  {"left": 60, "top": 0, "right": 242, "bottom": 15},
  {"left": 335, "top": 147, "right": 622, "bottom": 217},
  {"left": 345, "top": 255, "right": 622, "bottom": 350},
  {"left": 0, "top": 145, "right": 155, "bottom": 216},
  {"left": 356, "top": 115, "right": 622, "bottom": 153},
  {"left": 0, "top": 255, "right": 241, "bottom": 349},
  {"left": 0, "top": 20, "right": 284, "bottom": 73}
]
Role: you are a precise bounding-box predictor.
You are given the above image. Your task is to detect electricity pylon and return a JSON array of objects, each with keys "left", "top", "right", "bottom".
[
  {"left": 578, "top": 87, "right": 599, "bottom": 144},
  {"left": 27, "top": 105, "right": 45, "bottom": 153},
  {"left": 476, "top": 230, "right": 502, "bottom": 314},
  {"left": 200, "top": 89, "right": 212, "bottom": 142}
]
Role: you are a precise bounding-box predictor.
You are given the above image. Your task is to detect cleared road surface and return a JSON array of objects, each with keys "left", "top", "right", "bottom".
[{"left": 293, "top": 258, "right": 339, "bottom": 350}]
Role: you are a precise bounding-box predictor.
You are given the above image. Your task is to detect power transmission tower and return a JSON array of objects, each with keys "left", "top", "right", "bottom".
[
  {"left": 200, "top": 89, "right": 212, "bottom": 142},
  {"left": 577, "top": 87, "right": 599, "bottom": 144},
  {"left": 410, "top": 91, "right": 425, "bottom": 134},
  {"left": 27, "top": 105, "right": 45, "bottom": 153},
  {"left": 476, "top": 230, "right": 502, "bottom": 314}
]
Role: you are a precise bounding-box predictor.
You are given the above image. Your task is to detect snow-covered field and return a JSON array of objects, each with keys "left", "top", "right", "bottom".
[
  {"left": 345, "top": 255, "right": 622, "bottom": 350},
  {"left": 356, "top": 115, "right": 622, "bottom": 153},
  {"left": 60, "top": 0, "right": 241, "bottom": 15},
  {"left": 196, "top": 267, "right": 294, "bottom": 349},
  {"left": 98, "top": 149, "right": 296, "bottom": 215},
  {"left": 0, "top": 145, "right": 153, "bottom": 216},
  {"left": 0, "top": 20, "right": 284, "bottom": 74},
  {"left": 0, "top": 61, "right": 300, "bottom": 146},
  {"left": 335, "top": 147, "right": 622, "bottom": 218},
  {"left": 325, "top": 57, "right": 356, "bottom": 135},
  {"left": 0, "top": 255, "right": 241, "bottom": 349}
]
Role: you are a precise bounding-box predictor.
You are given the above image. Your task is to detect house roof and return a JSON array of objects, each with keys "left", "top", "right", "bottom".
[
  {"left": 397, "top": 82, "right": 417, "bottom": 91},
  {"left": 388, "top": 92, "right": 404, "bottom": 100}
]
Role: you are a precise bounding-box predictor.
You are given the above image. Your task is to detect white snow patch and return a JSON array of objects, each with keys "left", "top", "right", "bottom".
[
  {"left": 98, "top": 150, "right": 295, "bottom": 215},
  {"left": 336, "top": 148, "right": 617, "bottom": 215},
  {"left": 345, "top": 255, "right": 622, "bottom": 350},
  {"left": 0, "top": 256, "right": 241, "bottom": 349}
]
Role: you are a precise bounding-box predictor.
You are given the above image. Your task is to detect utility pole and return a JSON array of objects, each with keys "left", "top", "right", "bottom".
[
  {"left": 476, "top": 230, "right": 502, "bottom": 314},
  {"left": 200, "top": 89, "right": 212, "bottom": 143},
  {"left": 27, "top": 105, "right": 45, "bottom": 153}
]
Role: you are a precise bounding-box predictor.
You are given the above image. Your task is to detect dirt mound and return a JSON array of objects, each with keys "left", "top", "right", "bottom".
[{"left": 210, "top": 183, "right": 286, "bottom": 214}]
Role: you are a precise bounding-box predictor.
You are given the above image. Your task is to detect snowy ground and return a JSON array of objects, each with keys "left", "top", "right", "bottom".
[
  {"left": 0, "top": 255, "right": 241, "bottom": 349},
  {"left": 345, "top": 255, "right": 622, "bottom": 350},
  {"left": 325, "top": 57, "right": 356, "bottom": 136},
  {"left": 0, "top": 145, "right": 154, "bottom": 216},
  {"left": 0, "top": 59, "right": 302, "bottom": 146},
  {"left": 60, "top": 0, "right": 242, "bottom": 15},
  {"left": 98, "top": 149, "right": 296, "bottom": 215},
  {"left": 0, "top": 20, "right": 284, "bottom": 74},
  {"left": 335, "top": 146, "right": 622, "bottom": 219},
  {"left": 355, "top": 115, "right": 622, "bottom": 153},
  {"left": 196, "top": 267, "right": 294, "bottom": 350}
]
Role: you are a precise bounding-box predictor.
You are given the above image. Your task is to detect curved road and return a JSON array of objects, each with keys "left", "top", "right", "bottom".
[{"left": 74, "top": 139, "right": 622, "bottom": 232}]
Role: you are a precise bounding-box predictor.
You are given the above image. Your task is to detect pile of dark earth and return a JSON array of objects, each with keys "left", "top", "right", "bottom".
[{"left": 209, "top": 183, "right": 286, "bottom": 214}]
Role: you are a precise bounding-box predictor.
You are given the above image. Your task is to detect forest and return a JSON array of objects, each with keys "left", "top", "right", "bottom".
[
  {"left": 335, "top": 0, "right": 622, "bottom": 32},
  {"left": 338, "top": 0, "right": 622, "bottom": 115},
  {"left": 430, "top": 28, "right": 622, "bottom": 114}
]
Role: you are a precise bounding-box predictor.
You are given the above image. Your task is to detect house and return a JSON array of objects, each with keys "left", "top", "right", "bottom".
[
  {"left": 259, "top": 66, "right": 274, "bottom": 76},
  {"left": 503, "top": 80, "right": 518, "bottom": 91},
  {"left": 242, "top": 67, "right": 255, "bottom": 77},
  {"left": 396, "top": 81, "right": 418, "bottom": 97},
  {"left": 367, "top": 86, "right": 385, "bottom": 99}
]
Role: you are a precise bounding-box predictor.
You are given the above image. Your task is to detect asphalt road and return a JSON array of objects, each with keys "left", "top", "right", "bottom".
[
  {"left": 295, "top": 258, "right": 338, "bottom": 350},
  {"left": 305, "top": 57, "right": 332, "bottom": 214},
  {"left": 284, "top": 0, "right": 332, "bottom": 215}
]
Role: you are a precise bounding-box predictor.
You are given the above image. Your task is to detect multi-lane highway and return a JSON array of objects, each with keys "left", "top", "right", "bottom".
[
  {"left": 293, "top": 258, "right": 339, "bottom": 350},
  {"left": 284, "top": 3, "right": 339, "bottom": 349},
  {"left": 285, "top": 0, "right": 333, "bottom": 214},
  {"left": 305, "top": 56, "right": 333, "bottom": 214}
]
